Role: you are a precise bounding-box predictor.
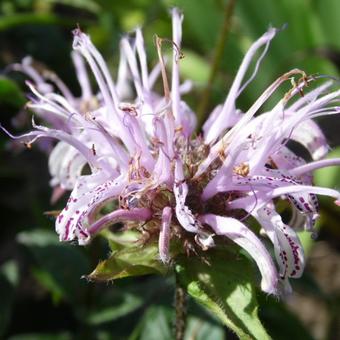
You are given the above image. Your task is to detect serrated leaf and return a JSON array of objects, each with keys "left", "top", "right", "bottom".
[
  {"left": 88, "top": 242, "right": 167, "bottom": 281},
  {"left": 176, "top": 249, "right": 271, "bottom": 340}
]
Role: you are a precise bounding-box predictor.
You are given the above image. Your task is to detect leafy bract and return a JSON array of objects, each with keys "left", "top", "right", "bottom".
[
  {"left": 176, "top": 249, "right": 271, "bottom": 340},
  {"left": 88, "top": 241, "right": 168, "bottom": 281}
]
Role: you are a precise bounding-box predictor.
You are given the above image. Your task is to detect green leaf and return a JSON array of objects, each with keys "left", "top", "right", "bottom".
[
  {"left": 312, "top": 146, "right": 340, "bottom": 238},
  {"left": 0, "top": 13, "right": 85, "bottom": 31},
  {"left": 180, "top": 49, "right": 210, "bottom": 85},
  {"left": 31, "top": 267, "right": 64, "bottom": 303},
  {"left": 176, "top": 249, "right": 271, "bottom": 340},
  {"left": 258, "top": 293, "right": 314, "bottom": 340},
  {"left": 163, "top": 0, "right": 222, "bottom": 51},
  {"left": 44, "top": 0, "right": 101, "bottom": 14},
  {"left": 315, "top": 0, "right": 340, "bottom": 49},
  {"left": 0, "top": 260, "right": 19, "bottom": 286},
  {"left": 120, "top": 10, "right": 145, "bottom": 31},
  {"left": 314, "top": 147, "right": 340, "bottom": 188},
  {"left": 17, "top": 229, "right": 90, "bottom": 303},
  {"left": 185, "top": 315, "right": 225, "bottom": 340},
  {"left": 103, "top": 229, "right": 141, "bottom": 252},
  {"left": 0, "top": 260, "right": 19, "bottom": 336},
  {"left": 129, "top": 305, "right": 173, "bottom": 340},
  {"left": 86, "top": 292, "right": 143, "bottom": 325},
  {"left": 17, "top": 229, "right": 59, "bottom": 247},
  {"left": 0, "top": 77, "right": 26, "bottom": 108},
  {"left": 297, "top": 229, "right": 316, "bottom": 257},
  {"left": 88, "top": 242, "right": 167, "bottom": 281},
  {"left": 130, "top": 304, "right": 225, "bottom": 340}
]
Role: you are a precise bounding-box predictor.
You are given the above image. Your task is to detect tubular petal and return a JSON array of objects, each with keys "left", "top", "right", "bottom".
[
  {"left": 201, "top": 214, "right": 279, "bottom": 295},
  {"left": 159, "top": 206, "right": 172, "bottom": 263}
]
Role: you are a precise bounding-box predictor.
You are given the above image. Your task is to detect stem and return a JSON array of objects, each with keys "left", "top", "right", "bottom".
[
  {"left": 196, "top": 0, "right": 237, "bottom": 128},
  {"left": 175, "top": 278, "right": 187, "bottom": 340}
]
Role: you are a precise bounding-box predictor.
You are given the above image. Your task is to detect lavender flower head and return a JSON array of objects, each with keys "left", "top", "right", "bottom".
[{"left": 5, "top": 9, "right": 340, "bottom": 295}]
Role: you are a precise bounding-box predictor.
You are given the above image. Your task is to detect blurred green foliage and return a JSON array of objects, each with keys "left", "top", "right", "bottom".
[{"left": 1, "top": 0, "right": 340, "bottom": 339}]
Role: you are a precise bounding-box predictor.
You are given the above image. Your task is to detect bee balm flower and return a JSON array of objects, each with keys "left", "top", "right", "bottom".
[{"left": 4, "top": 9, "right": 340, "bottom": 295}]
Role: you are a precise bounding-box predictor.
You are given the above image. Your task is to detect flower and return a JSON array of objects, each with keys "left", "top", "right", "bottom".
[{"left": 3, "top": 8, "right": 340, "bottom": 295}]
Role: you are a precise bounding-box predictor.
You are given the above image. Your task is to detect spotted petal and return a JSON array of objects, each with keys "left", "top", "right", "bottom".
[
  {"left": 256, "top": 207, "right": 305, "bottom": 292},
  {"left": 56, "top": 172, "right": 126, "bottom": 244}
]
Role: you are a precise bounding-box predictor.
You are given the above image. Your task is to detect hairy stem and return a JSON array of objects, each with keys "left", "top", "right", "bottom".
[
  {"left": 175, "top": 278, "right": 187, "bottom": 340},
  {"left": 197, "top": 0, "right": 237, "bottom": 128}
]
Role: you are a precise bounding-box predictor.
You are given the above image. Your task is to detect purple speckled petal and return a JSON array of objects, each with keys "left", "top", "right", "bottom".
[
  {"left": 4, "top": 11, "right": 340, "bottom": 296},
  {"left": 256, "top": 207, "right": 305, "bottom": 280},
  {"left": 55, "top": 172, "right": 126, "bottom": 245},
  {"left": 174, "top": 159, "right": 201, "bottom": 233}
]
